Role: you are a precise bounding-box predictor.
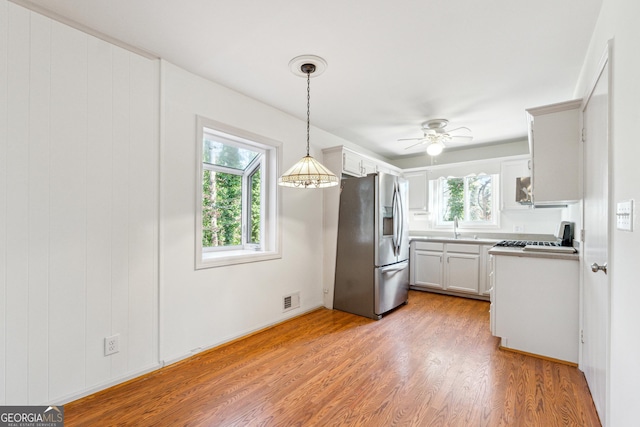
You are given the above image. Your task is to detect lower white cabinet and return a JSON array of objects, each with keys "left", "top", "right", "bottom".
[
  {"left": 410, "top": 241, "right": 486, "bottom": 298},
  {"left": 413, "top": 242, "right": 444, "bottom": 289},
  {"left": 491, "top": 252, "right": 579, "bottom": 363},
  {"left": 444, "top": 245, "right": 479, "bottom": 294},
  {"left": 479, "top": 244, "right": 493, "bottom": 297}
]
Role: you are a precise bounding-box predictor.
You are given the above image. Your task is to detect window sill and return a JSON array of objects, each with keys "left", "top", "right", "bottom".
[{"left": 197, "top": 249, "right": 281, "bottom": 269}]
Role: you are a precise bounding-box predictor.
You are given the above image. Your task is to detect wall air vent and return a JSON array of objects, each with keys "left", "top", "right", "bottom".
[{"left": 283, "top": 292, "right": 300, "bottom": 312}]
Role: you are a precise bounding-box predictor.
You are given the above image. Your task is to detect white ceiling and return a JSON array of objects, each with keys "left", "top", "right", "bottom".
[{"left": 23, "top": 0, "right": 602, "bottom": 159}]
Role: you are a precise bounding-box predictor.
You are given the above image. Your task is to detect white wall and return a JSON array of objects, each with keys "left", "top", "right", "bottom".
[
  {"left": 159, "top": 61, "right": 335, "bottom": 364},
  {"left": 0, "top": 1, "right": 159, "bottom": 404},
  {"left": 574, "top": 0, "right": 640, "bottom": 425}
]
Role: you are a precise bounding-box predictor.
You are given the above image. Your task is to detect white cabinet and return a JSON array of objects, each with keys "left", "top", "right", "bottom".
[
  {"left": 405, "top": 170, "right": 429, "bottom": 211},
  {"left": 323, "top": 146, "right": 401, "bottom": 178},
  {"left": 478, "top": 244, "right": 493, "bottom": 297},
  {"left": 491, "top": 252, "right": 579, "bottom": 363},
  {"left": 342, "top": 150, "right": 364, "bottom": 176},
  {"left": 410, "top": 241, "right": 485, "bottom": 298},
  {"left": 342, "top": 149, "right": 377, "bottom": 177},
  {"left": 500, "top": 158, "right": 531, "bottom": 210},
  {"left": 411, "top": 241, "right": 443, "bottom": 289},
  {"left": 444, "top": 244, "right": 479, "bottom": 294},
  {"left": 526, "top": 99, "right": 582, "bottom": 204}
]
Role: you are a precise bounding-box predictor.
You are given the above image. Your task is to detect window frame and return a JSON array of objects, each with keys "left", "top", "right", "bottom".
[
  {"left": 195, "top": 116, "right": 281, "bottom": 269},
  {"left": 433, "top": 173, "right": 500, "bottom": 229}
]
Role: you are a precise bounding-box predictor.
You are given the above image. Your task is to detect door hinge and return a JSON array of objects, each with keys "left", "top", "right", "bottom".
[
  {"left": 582, "top": 128, "right": 586, "bottom": 142},
  {"left": 581, "top": 229, "right": 585, "bottom": 242},
  {"left": 580, "top": 329, "right": 585, "bottom": 344}
]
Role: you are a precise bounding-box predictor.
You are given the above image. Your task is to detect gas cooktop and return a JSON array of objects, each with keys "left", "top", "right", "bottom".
[
  {"left": 494, "top": 240, "right": 559, "bottom": 247},
  {"left": 494, "top": 240, "right": 576, "bottom": 253}
]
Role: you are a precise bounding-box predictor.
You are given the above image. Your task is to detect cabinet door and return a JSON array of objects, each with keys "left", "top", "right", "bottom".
[
  {"left": 361, "top": 158, "right": 377, "bottom": 175},
  {"left": 342, "top": 151, "right": 363, "bottom": 177},
  {"left": 445, "top": 253, "right": 480, "bottom": 294},
  {"left": 500, "top": 159, "right": 530, "bottom": 210},
  {"left": 413, "top": 251, "right": 443, "bottom": 289},
  {"left": 478, "top": 244, "right": 493, "bottom": 297},
  {"left": 406, "top": 171, "right": 429, "bottom": 211},
  {"left": 527, "top": 99, "right": 581, "bottom": 203}
]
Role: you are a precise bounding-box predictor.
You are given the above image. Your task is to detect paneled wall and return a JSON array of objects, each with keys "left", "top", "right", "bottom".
[{"left": 0, "top": 2, "right": 159, "bottom": 404}]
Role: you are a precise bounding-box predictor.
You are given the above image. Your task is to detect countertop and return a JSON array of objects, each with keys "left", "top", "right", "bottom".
[
  {"left": 410, "top": 236, "right": 501, "bottom": 245},
  {"left": 410, "top": 235, "right": 579, "bottom": 261},
  {"left": 488, "top": 246, "right": 579, "bottom": 261}
]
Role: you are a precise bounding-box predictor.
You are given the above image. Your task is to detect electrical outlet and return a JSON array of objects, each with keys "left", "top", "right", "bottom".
[{"left": 104, "top": 334, "right": 120, "bottom": 356}]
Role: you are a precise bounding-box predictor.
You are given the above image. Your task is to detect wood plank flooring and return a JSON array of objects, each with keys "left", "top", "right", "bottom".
[{"left": 65, "top": 291, "right": 601, "bottom": 426}]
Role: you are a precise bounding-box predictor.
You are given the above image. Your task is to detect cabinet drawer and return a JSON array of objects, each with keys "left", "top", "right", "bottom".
[
  {"left": 414, "top": 241, "right": 444, "bottom": 251},
  {"left": 445, "top": 243, "right": 480, "bottom": 254}
]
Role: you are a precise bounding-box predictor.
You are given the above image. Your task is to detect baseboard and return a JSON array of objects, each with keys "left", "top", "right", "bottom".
[
  {"left": 54, "top": 362, "right": 162, "bottom": 405},
  {"left": 498, "top": 345, "right": 578, "bottom": 367}
]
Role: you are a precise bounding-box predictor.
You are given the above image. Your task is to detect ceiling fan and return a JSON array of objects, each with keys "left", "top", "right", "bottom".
[{"left": 399, "top": 119, "right": 473, "bottom": 156}]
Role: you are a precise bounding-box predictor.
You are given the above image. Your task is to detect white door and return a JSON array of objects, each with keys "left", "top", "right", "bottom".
[{"left": 582, "top": 50, "right": 610, "bottom": 423}]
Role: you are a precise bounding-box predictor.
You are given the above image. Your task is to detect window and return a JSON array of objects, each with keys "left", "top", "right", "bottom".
[
  {"left": 434, "top": 174, "right": 499, "bottom": 228},
  {"left": 196, "top": 117, "right": 281, "bottom": 268}
]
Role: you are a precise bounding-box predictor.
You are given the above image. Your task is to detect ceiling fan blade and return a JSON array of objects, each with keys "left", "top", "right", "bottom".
[
  {"left": 450, "top": 135, "right": 474, "bottom": 141},
  {"left": 446, "top": 126, "right": 472, "bottom": 133},
  {"left": 404, "top": 140, "right": 427, "bottom": 150},
  {"left": 397, "top": 137, "right": 423, "bottom": 142}
]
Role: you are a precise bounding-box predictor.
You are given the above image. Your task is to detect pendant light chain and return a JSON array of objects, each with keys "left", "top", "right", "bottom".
[{"left": 306, "top": 70, "right": 311, "bottom": 156}]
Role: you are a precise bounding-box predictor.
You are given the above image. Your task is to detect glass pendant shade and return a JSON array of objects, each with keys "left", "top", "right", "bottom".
[{"left": 278, "top": 155, "right": 339, "bottom": 188}]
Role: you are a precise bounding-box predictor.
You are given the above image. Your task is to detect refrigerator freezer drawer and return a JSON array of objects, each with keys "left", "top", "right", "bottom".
[{"left": 375, "top": 261, "right": 409, "bottom": 316}]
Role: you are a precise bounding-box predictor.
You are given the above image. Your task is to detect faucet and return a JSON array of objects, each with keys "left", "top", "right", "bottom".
[{"left": 453, "top": 216, "right": 460, "bottom": 239}]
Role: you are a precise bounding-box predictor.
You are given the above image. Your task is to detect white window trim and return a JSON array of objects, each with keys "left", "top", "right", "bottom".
[
  {"left": 195, "top": 116, "right": 282, "bottom": 269},
  {"left": 433, "top": 174, "right": 500, "bottom": 230}
]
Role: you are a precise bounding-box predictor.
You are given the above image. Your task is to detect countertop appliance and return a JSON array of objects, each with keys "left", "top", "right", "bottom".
[
  {"left": 494, "top": 221, "right": 576, "bottom": 253},
  {"left": 333, "top": 173, "right": 409, "bottom": 320}
]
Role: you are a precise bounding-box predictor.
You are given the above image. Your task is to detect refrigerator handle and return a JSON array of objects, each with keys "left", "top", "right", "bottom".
[
  {"left": 380, "top": 260, "right": 409, "bottom": 273},
  {"left": 397, "top": 182, "right": 405, "bottom": 255},
  {"left": 392, "top": 182, "right": 400, "bottom": 256}
]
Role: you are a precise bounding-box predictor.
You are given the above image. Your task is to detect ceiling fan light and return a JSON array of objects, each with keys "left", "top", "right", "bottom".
[{"left": 426, "top": 141, "right": 444, "bottom": 156}]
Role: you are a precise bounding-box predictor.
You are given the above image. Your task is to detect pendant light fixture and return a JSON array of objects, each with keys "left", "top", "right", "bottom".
[{"left": 278, "top": 55, "right": 339, "bottom": 188}]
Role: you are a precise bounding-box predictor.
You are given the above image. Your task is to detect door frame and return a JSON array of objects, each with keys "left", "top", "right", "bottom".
[{"left": 579, "top": 39, "right": 613, "bottom": 425}]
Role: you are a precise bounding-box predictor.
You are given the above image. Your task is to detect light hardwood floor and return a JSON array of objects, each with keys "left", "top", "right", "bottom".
[{"left": 65, "top": 291, "right": 601, "bottom": 426}]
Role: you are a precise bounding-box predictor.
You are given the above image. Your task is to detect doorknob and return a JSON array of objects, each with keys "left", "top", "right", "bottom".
[{"left": 590, "top": 262, "right": 607, "bottom": 274}]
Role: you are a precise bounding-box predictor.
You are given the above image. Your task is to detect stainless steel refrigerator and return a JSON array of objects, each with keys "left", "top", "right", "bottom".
[{"left": 333, "top": 173, "right": 409, "bottom": 320}]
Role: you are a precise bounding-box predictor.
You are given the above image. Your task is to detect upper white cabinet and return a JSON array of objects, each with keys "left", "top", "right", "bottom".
[
  {"left": 526, "top": 99, "right": 582, "bottom": 204},
  {"left": 405, "top": 170, "right": 429, "bottom": 211},
  {"left": 323, "top": 146, "right": 401, "bottom": 178},
  {"left": 500, "top": 158, "right": 531, "bottom": 210}
]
